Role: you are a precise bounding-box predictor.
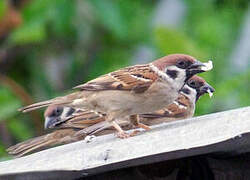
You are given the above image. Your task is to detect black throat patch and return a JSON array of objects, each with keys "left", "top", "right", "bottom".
[{"left": 166, "top": 69, "right": 178, "bottom": 79}]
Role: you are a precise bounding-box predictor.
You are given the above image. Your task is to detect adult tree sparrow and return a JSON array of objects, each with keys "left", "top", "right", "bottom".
[
  {"left": 19, "top": 54, "right": 213, "bottom": 138},
  {"left": 7, "top": 76, "right": 214, "bottom": 157}
]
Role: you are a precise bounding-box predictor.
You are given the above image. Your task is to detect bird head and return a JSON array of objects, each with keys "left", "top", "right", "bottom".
[
  {"left": 152, "top": 54, "right": 213, "bottom": 83},
  {"left": 44, "top": 105, "right": 75, "bottom": 129},
  {"left": 180, "top": 75, "right": 215, "bottom": 102}
]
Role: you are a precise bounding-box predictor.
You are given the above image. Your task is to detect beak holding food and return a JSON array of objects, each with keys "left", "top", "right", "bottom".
[
  {"left": 186, "top": 60, "right": 213, "bottom": 80},
  {"left": 201, "top": 60, "right": 213, "bottom": 72},
  {"left": 207, "top": 88, "right": 214, "bottom": 98},
  {"left": 203, "top": 83, "right": 215, "bottom": 98}
]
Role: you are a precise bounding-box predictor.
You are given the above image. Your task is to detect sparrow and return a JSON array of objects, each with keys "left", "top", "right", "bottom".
[
  {"left": 19, "top": 54, "right": 213, "bottom": 138},
  {"left": 7, "top": 76, "right": 214, "bottom": 157},
  {"left": 45, "top": 75, "right": 215, "bottom": 134}
]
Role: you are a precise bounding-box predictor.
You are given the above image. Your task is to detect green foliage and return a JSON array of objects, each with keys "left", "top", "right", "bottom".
[
  {"left": 89, "top": 0, "right": 128, "bottom": 39},
  {"left": 154, "top": 27, "right": 204, "bottom": 58},
  {"left": 9, "top": 21, "right": 46, "bottom": 44},
  {"left": 0, "top": 87, "right": 21, "bottom": 121},
  {"left": 0, "top": 0, "right": 7, "bottom": 19},
  {"left": 7, "top": 118, "right": 34, "bottom": 141},
  {"left": 9, "top": 0, "right": 75, "bottom": 45}
]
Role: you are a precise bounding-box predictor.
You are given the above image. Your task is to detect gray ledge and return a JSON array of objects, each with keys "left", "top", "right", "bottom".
[{"left": 1, "top": 106, "right": 250, "bottom": 180}]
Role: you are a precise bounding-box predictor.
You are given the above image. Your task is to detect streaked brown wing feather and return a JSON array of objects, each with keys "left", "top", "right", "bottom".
[
  {"left": 140, "top": 95, "right": 190, "bottom": 119},
  {"left": 51, "top": 109, "right": 106, "bottom": 129},
  {"left": 74, "top": 65, "right": 158, "bottom": 93}
]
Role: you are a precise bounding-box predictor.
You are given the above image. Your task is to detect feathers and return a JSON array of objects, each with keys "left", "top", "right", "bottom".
[
  {"left": 18, "top": 99, "right": 56, "bottom": 113},
  {"left": 56, "top": 110, "right": 106, "bottom": 129},
  {"left": 18, "top": 64, "right": 158, "bottom": 113},
  {"left": 19, "top": 92, "right": 81, "bottom": 113},
  {"left": 140, "top": 95, "right": 190, "bottom": 119},
  {"left": 7, "top": 129, "right": 83, "bottom": 157},
  {"left": 74, "top": 64, "right": 158, "bottom": 93}
]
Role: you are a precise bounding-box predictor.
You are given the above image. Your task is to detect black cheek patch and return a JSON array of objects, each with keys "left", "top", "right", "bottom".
[
  {"left": 181, "top": 88, "right": 190, "bottom": 95},
  {"left": 166, "top": 70, "right": 178, "bottom": 79}
]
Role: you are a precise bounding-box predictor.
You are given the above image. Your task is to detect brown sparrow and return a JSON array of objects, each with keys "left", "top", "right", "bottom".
[
  {"left": 7, "top": 76, "right": 214, "bottom": 157},
  {"left": 19, "top": 54, "right": 213, "bottom": 138}
]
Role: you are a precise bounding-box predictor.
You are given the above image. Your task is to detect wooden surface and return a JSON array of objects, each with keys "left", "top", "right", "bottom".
[{"left": 0, "top": 106, "right": 250, "bottom": 180}]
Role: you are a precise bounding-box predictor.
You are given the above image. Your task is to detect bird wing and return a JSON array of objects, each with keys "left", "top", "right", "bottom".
[
  {"left": 53, "top": 109, "right": 106, "bottom": 129},
  {"left": 74, "top": 64, "right": 158, "bottom": 93},
  {"left": 140, "top": 95, "right": 190, "bottom": 119},
  {"left": 19, "top": 64, "right": 158, "bottom": 112}
]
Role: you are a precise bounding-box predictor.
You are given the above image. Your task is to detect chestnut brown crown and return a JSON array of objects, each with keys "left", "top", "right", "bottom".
[
  {"left": 152, "top": 54, "right": 197, "bottom": 71},
  {"left": 185, "top": 76, "right": 215, "bottom": 101}
]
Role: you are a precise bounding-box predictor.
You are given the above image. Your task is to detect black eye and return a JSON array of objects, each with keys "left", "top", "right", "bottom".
[
  {"left": 188, "top": 80, "right": 196, "bottom": 88},
  {"left": 177, "top": 60, "right": 187, "bottom": 69},
  {"left": 52, "top": 107, "right": 63, "bottom": 117}
]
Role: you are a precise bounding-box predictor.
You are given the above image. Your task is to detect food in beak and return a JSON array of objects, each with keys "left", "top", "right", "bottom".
[
  {"left": 207, "top": 88, "right": 214, "bottom": 98},
  {"left": 201, "top": 60, "right": 213, "bottom": 71}
]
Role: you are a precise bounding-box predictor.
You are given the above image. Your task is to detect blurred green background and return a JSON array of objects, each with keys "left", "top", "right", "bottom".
[{"left": 0, "top": 0, "right": 249, "bottom": 159}]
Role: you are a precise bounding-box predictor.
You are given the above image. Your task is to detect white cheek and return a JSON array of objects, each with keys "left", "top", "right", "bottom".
[
  {"left": 165, "top": 66, "right": 186, "bottom": 83},
  {"left": 61, "top": 107, "right": 71, "bottom": 119},
  {"left": 181, "top": 85, "right": 197, "bottom": 101},
  {"left": 150, "top": 64, "right": 186, "bottom": 90}
]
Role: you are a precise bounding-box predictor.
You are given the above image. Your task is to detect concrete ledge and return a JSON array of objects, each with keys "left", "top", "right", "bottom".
[{"left": 0, "top": 107, "right": 250, "bottom": 180}]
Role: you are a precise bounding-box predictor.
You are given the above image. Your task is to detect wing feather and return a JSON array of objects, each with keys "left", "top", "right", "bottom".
[
  {"left": 74, "top": 64, "right": 158, "bottom": 93},
  {"left": 140, "top": 95, "right": 190, "bottom": 119}
]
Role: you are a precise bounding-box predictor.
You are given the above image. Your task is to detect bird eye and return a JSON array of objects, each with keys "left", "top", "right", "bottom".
[
  {"left": 177, "top": 60, "right": 187, "bottom": 69},
  {"left": 52, "top": 107, "right": 63, "bottom": 116},
  {"left": 188, "top": 80, "right": 196, "bottom": 88}
]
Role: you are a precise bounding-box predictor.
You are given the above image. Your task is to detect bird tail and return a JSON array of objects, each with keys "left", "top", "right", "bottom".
[
  {"left": 18, "top": 93, "right": 80, "bottom": 113},
  {"left": 7, "top": 129, "right": 83, "bottom": 157}
]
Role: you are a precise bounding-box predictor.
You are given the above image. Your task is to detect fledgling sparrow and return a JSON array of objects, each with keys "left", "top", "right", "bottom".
[{"left": 19, "top": 54, "right": 213, "bottom": 138}]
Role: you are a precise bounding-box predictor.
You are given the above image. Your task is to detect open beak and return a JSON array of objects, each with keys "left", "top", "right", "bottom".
[
  {"left": 201, "top": 83, "right": 215, "bottom": 98},
  {"left": 186, "top": 60, "right": 213, "bottom": 79},
  {"left": 195, "top": 83, "right": 215, "bottom": 102}
]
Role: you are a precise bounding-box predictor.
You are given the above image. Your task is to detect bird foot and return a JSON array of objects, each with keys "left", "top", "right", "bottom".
[
  {"left": 129, "top": 130, "right": 141, "bottom": 137},
  {"left": 137, "top": 123, "right": 151, "bottom": 131},
  {"left": 116, "top": 131, "right": 131, "bottom": 139},
  {"left": 116, "top": 130, "right": 141, "bottom": 139}
]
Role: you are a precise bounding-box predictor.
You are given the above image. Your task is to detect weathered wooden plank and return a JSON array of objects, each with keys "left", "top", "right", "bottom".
[{"left": 0, "top": 106, "right": 250, "bottom": 180}]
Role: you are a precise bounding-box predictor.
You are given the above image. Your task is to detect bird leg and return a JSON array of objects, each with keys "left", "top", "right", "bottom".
[
  {"left": 108, "top": 112, "right": 143, "bottom": 138},
  {"left": 130, "top": 115, "right": 151, "bottom": 131},
  {"left": 111, "top": 121, "right": 131, "bottom": 139}
]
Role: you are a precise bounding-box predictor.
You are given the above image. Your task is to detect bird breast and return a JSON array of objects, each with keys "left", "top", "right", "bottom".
[{"left": 84, "top": 81, "right": 180, "bottom": 117}]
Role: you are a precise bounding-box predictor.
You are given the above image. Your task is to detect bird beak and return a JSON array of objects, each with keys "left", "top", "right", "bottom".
[
  {"left": 195, "top": 83, "right": 215, "bottom": 102},
  {"left": 201, "top": 83, "right": 215, "bottom": 98},
  {"left": 44, "top": 117, "right": 59, "bottom": 129},
  {"left": 207, "top": 88, "right": 214, "bottom": 98},
  {"left": 186, "top": 60, "right": 213, "bottom": 80}
]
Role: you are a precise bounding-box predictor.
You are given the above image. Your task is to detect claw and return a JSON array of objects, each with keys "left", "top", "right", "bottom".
[{"left": 116, "top": 132, "right": 130, "bottom": 139}]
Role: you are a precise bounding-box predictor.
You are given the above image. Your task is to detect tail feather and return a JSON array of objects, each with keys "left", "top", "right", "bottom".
[
  {"left": 18, "top": 100, "right": 54, "bottom": 113},
  {"left": 7, "top": 134, "right": 54, "bottom": 157},
  {"left": 19, "top": 98, "right": 73, "bottom": 113},
  {"left": 7, "top": 129, "right": 82, "bottom": 157}
]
